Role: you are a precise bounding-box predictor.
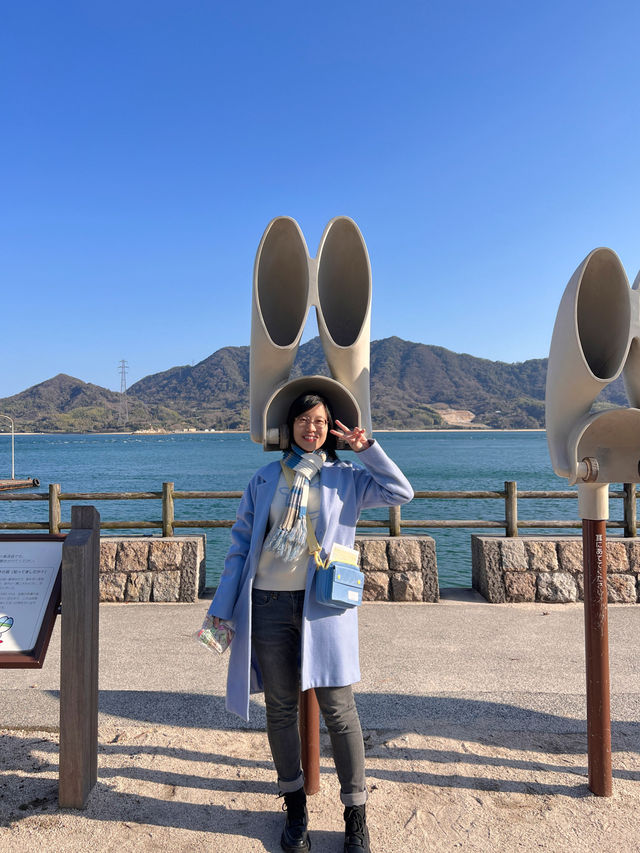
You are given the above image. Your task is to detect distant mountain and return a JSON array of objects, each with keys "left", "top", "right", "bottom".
[
  {"left": 129, "top": 345, "right": 250, "bottom": 429},
  {"left": 0, "top": 337, "right": 629, "bottom": 432},
  {"left": 0, "top": 373, "right": 184, "bottom": 433}
]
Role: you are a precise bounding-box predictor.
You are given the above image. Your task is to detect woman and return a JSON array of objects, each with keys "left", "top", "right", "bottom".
[{"left": 209, "top": 392, "right": 413, "bottom": 853}]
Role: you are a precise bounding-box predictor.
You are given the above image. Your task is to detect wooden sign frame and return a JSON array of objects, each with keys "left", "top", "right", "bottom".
[{"left": 0, "top": 533, "right": 65, "bottom": 669}]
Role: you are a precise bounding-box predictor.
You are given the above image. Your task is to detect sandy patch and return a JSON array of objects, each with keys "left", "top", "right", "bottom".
[{"left": 1, "top": 725, "right": 638, "bottom": 852}]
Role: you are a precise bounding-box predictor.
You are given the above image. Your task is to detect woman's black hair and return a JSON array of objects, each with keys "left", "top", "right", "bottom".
[{"left": 286, "top": 392, "right": 338, "bottom": 459}]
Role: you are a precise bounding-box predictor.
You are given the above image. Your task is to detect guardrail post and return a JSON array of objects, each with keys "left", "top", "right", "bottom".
[
  {"left": 49, "top": 483, "right": 61, "bottom": 535},
  {"left": 505, "top": 481, "right": 518, "bottom": 537},
  {"left": 389, "top": 505, "right": 401, "bottom": 536},
  {"left": 623, "top": 483, "right": 637, "bottom": 537},
  {"left": 59, "top": 505, "right": 100, "bottom": 808},
  {"left": 162, "top": 482, "right": 174, "bottom": 537}
]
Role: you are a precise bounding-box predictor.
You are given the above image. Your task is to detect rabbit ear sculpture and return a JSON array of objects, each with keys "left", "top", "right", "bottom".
[
  {"left": 262, "top": 376, "right": 362, "bottom": 450},
  {"left": 316, "top": 217, "right": 372, "bottom": 436},
  {"left": 250, "top": 217, "right": 310, "bottom": 445},
  {"left": 622, "top": 270, "right": 640, "bottom": 409},
  {"left": 250, "top": 216, "right": 373, "bottom": 449},
  {"left": 545, "top": 247, "right": 640, "bottom": 486}
]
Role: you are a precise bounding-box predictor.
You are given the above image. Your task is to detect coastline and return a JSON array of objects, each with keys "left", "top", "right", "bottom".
[
  {"left": 375, "top": 428, "right": 546, "bottom": 434},
  {"left": 5, "top": 428, "right": 547, "bottom": 437}
]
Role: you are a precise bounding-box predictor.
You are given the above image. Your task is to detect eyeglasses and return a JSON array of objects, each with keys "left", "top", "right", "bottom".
[{"left": 295, "top": 416, "right": 328, "bottom": 429}]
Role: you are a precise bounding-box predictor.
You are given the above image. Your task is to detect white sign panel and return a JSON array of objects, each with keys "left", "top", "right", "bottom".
[{"left": 0, "top": 541, "right": 63, "bottom": 652}]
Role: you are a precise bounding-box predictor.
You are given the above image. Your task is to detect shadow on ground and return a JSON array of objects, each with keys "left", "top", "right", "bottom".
[
  {"left": 39, "top": 687, "right": 640, "bottom": 749},
  {"left": 3, "top": 710, "right": 640, "bottom": 840},
  {"left": 3, "top": 691, "right": 639, "bottom": 839}
]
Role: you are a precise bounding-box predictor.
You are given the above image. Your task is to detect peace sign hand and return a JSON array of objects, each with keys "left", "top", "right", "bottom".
[{"left": 330, "top": 420, "right": 371, "bottom": 452}]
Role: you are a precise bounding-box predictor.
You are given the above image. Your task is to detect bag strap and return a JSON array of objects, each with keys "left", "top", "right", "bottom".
[{"left": 280, "top": 460, "right": 326, "bottom": 569}]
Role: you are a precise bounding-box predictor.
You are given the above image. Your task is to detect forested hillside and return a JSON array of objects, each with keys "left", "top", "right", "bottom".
[{"left": 0, "top": 337, "right": 627, "bottom": 432}]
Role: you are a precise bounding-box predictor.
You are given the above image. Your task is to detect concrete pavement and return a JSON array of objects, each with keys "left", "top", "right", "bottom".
[{"left": 4, "top": 592, "right": 640, "bottom": 733}]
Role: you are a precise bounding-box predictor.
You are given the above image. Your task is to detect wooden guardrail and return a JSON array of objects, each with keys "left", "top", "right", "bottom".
[{"left": 0, "top": 481, "right": 637, "bottom": 537}]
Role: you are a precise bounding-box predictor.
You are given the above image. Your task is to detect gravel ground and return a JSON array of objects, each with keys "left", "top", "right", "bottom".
[{"left": 2, "top": 722, "right": 639, "bottom": 852}]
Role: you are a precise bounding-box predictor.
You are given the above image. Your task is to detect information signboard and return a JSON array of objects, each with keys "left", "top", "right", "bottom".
[{"left": 0, "top": 534, "right": 65, "bottom": 668}]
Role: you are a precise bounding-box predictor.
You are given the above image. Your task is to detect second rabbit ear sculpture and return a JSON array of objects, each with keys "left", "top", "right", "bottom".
[
  {"left": 546, "top": 246, "right": 640, "bottom": 486},
  {"left": 250, "top": 216, "right": 372, "bottom": 449}
]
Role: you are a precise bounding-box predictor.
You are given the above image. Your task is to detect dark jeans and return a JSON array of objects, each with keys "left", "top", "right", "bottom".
[{"left": 251, "top": 588, "right": 367, "bottom": 806}]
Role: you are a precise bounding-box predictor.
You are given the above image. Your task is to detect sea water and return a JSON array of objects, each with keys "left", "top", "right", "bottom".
[{"left": 0, "top": 431, "right": 588, "bottom": 587}]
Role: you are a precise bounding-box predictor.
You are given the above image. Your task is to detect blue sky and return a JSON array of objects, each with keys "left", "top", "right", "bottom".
[{"left": 2, "top": 0, "right": 640, "bottom": 397}]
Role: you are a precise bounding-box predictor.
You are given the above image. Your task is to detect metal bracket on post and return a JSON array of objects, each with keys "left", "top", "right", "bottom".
[{"left": 59, "top": 505, "right": 100, "bottom": 809}]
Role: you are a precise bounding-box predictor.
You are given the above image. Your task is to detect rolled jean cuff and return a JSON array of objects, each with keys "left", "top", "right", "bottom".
[
  {"left": 340, "top": 788, "right": 368, "bottom": 807},
  {"left": 278, "top": 771, "right": 304, "bottom": 794}
]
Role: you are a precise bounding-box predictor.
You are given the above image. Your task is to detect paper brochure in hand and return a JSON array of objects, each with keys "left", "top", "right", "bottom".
[{"left": 196, "top": 614, "right": 235, "bottom": 654}]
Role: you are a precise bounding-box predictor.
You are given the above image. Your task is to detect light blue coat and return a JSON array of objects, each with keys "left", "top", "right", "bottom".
[{"left": 208, "top": 440, "right": 413, "bottom": 720}]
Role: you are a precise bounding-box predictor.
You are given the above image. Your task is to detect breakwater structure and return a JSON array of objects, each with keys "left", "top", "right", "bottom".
[{"left": 2, "top": 480, "right": 640, "bottom": 604}]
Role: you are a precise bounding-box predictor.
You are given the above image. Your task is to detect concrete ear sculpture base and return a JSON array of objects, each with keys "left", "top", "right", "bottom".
[
  {"left": 570, "top": 407, "right": 640, "bottom": 486},
  {"left": 250, "top": 217, "right": 310, "bottom": 444},
  {"left": 316, "top": 217, "right": 372, "bottom": 436},
  {"left": 546, "top": 247, "right": 640, "bottom": 486},
  {"left": 263, "top": 376, "right": 361, "bottom": 451}
]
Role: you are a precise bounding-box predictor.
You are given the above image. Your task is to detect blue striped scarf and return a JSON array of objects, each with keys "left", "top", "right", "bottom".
[{"left": 263, "top": 444, "right": 326, "bottom": 562}]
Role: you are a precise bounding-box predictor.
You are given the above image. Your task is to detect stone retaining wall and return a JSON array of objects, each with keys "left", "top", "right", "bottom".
[
  {"left": 99, "top": 535, "right": 206, "bottom": 603},
  {"left": 97, "top": 534, "right": 437, "bottom": 604},
  {"left": 472, "top": 535, "right": 640, "bottom": 603},
  {"left": 356, "top": 536, "right": 439, "bottom": 602}
]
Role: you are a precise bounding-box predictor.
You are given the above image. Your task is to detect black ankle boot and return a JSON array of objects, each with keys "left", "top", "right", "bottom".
[
  {"left": 343, "top": 804, "right": 370, "bottom": 852},
  {"left": 280, "top": 787, "right": 311, "bottom": 852}
]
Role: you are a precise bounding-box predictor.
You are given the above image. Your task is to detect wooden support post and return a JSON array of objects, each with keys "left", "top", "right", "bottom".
[
  {"left": 49, "top": 483, "right": 61, "bottom": 535},
  {"left": 162, "top": 481, "right": 174, "bottom": 537},
  {"left": 389, "top": 505, "right": 401, "bottom": 536},
  {"left": 505, "top": 481, "right": 518, "bottom": 537},
  {"left": 623, "top": 483, "right": 637, "bottom": 538},
  {"left": 59, "top": 506, "right": 100, "bottom": 809},
  {"left": 299, "top": 688, "right": 320, "bottom": 795}
]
